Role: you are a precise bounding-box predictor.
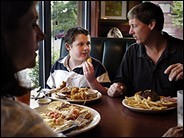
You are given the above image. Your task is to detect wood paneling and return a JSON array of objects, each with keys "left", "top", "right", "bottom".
[
  {"left": 90, "top": 1, "right": 99, "bottom": 37},
  {"left": 90, "top": 1, "right": 141, "bottom": 37}
]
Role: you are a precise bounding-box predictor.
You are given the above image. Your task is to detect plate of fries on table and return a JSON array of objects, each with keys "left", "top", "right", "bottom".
[
  {"left": 122, "top": 90, "right": 177, "bottom": 113},
  {"left": 34, "top": 101, "right": 101, "bottom": 136},
  {"left": 46, "top": 81, "right": 102, "bottom": 104}
]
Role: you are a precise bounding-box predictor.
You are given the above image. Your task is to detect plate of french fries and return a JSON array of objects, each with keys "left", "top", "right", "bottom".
[{"left": 122, "top": 91, "right": 177, "bottom": 113}]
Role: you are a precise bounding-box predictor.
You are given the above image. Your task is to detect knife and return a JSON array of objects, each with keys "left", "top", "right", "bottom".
[
  {"left": 59, "top": 123, "right": 78, "bottom": 134},
  {"left": 58, "top": 118, "right": 93, "bottom": 135}
]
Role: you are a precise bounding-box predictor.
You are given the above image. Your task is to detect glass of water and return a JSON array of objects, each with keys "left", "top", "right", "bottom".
[{"left": 177, "top": 90, "right": 183, "bottom": 126}]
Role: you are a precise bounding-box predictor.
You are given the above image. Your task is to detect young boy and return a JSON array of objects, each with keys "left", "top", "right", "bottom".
[{"left": 47, "top": 27, "right": 110, "bottom": 94}]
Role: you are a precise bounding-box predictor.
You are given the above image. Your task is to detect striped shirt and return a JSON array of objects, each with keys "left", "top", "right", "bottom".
[
  {"left": 1, "top": 97, "right": 64, "bottom": 137},
  {"left": 46, "top": 55, "right": 111, "bottom": 88}
]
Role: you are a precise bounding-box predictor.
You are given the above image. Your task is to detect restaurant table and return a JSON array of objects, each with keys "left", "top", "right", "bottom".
[{"left": 30, "top": 93, "right": 177, "bottom": 137}]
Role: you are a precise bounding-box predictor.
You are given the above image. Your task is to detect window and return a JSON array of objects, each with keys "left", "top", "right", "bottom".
[
  {"left": 51, "top": 1, "right": 78, "bottom": 66},
  {"left": 29, "top": 1, "right": 91, "bottom": 89},
  {"left": 149, "top": 1, "right": 183, "bottom": 39}
]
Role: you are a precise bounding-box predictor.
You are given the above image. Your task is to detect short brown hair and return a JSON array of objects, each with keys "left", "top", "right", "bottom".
[
  {"left": 127, "top": 2, "right": 164, "bottom": 31},
  {"left": 64, "top": 27, "right": 90, "bottom": 45}
]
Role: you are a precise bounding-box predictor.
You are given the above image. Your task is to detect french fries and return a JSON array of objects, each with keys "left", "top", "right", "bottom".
[{"left": 124, "top": 92, "right": 176, "bottom": 111}]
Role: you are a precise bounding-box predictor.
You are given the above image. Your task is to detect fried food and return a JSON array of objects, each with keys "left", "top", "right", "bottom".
[
  {"left": 56, "top": 81, "right": 66, "bottom": 91},
  {"left": 87, "top": 57, "right": 92, "bottom": 63},
  {"left": 124, "top": 90, "right": 176, "bottom": 111},
  {"left": 71, "top": 87, "right": 79, "bottom": 95},
  {"left": 50, "top": 81, "right": 98, "bottom": 101}
]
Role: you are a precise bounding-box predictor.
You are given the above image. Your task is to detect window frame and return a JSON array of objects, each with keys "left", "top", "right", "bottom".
[{"left": 38, "top": 1, "right": 91, "bottom": 88}]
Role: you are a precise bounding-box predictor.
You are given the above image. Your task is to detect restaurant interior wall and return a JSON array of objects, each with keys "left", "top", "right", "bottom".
[{"left": 90, "top": 1, "right": 183, "bottom": 39}]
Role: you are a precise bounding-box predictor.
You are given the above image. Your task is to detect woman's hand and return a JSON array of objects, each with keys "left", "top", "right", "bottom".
[
  {"left": 164, "top": 63, "right": 183, "bottom": 81},
  {"left": 107, "top": 82, "right": 126, "bottom": 97}
]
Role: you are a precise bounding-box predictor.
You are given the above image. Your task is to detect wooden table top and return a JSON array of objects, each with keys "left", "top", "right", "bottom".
[{"left": 30, "top": 93, "right": 177, "bottom": 137}]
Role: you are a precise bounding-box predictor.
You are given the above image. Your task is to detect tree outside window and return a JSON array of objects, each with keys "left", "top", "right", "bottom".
[
  {"left": 170, "top": 1, "right": 183, "bottom": 27},
  {"left": 29, "top": 1, "right": 78, "bottom": 88}
]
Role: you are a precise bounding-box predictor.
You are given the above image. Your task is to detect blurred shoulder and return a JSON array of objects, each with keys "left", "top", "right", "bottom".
[
  {"left": 164, "top": 32, "right": 183, "bottom": 46},
  {"left": 1, "top": 97, "right": 40, "bottom": 119}
]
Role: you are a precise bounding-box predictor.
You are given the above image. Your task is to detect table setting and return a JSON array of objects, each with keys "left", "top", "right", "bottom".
[{"left": 30, "top": 88, "right": 178, "bottom": 137}]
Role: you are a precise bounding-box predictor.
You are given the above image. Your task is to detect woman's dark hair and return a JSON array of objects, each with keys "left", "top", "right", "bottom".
[
  {"left": 127, "top": 2, "right": 164, "bottom": 31},
  {"left": 64, "top": 27, "right": 90, "bottom": 45},
  {"left": 1, "top": 1, "right": 34, "bottom": 97}
]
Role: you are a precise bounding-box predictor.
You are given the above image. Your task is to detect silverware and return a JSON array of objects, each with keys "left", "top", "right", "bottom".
[
  {"left": 32, "top": 88, "right": 44, "bottom": 100},
  {"left": 58, "top": 114, "right": 93, "bottom": 134},
  {"left": 33, "top": 88, "right": 52, "bottom": 100},
  {"left": 34, "top": 91, "right": 43, "bottom": 100},
  {"left": 59, "top": 123, "right": 78, "bottom": 134}
]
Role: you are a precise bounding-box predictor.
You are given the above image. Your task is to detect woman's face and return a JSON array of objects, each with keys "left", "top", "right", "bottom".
[
  {"left": 6, "top": 2, "right": 45, "bottom": 71},
  {"left": 67, "top": 34, "right": 91, "bottom": 63}
]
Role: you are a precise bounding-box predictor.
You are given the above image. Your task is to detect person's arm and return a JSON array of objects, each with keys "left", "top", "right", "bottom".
[
  {"left": 87, "top": 79, "right": 108, "bottom": 94},
  {"left": 82, "top": 61, "right": 107, "bottom": 94},
  {"left": 164, "top": 63, "right": 183, "bottom": 81},
  {"left": 107, "top": 82, "right": 127, "bottom": 97},
  {"left": 162, "top": 126, "right": 183, "bottom": 137}
]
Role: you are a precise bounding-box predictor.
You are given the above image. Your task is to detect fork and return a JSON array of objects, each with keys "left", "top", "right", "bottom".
[{"left": 59, "top": 113, "right": 89, "bottom": 134}]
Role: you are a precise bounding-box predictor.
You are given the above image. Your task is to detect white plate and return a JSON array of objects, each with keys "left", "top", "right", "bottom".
[
  {"left": 34, "top": 104, "right": 101, "bottom": 136},
  {"left": 122, "top": 97, "right": 177, "bottom": 113},
  {"left": 49, "top": 89, "right": 102, "bottom": 104}
]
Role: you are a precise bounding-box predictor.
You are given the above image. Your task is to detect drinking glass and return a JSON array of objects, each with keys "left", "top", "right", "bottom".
[
  {"left": 16, "top": 79, "right": 32, "bottom": 105},
  {"left": 177, "top": 90, "right": 183, "bottom": 126}
]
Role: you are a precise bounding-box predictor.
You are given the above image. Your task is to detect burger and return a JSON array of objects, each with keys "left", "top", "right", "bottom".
[{"left": 139, "top": 90, "right": 160, "bottom": 101}]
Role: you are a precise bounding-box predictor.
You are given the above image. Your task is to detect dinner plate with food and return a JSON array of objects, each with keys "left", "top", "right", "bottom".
[
  {"left": 34, "top": 101, "right": 101, "bottom": 136},
  {"left": 46, "top": 81, "right": 102, "bottom": 104},
  {"left": 122, "top": 90, "right": 177, "bottom": 113}
]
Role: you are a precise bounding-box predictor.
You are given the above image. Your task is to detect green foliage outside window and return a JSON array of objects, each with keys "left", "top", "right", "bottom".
[
  {"left": 29, "top": 58, "right": 39, "bottom": 88},
  {"left": 51, "top": 1, "right": 77, "bottom": 36},
  {"left": 29, "top": 51, "right": 60, "bottom": 88},
  {"left": 171, "top": 1, "right": 183, "bottom": 27},
  {"left": 29, "top": 1, "right": 77, "bottom": 88}
]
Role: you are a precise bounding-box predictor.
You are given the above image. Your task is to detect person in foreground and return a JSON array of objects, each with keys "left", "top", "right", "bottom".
[
  {"left": 1, "top": 1, "right": 64, "bottom": 137},
  {"left": 162, "top": 126, "right": 183, "bottom": 137},
  {"left": 107, "top": 2, "right": 183, "bottom": 97},
  {"left": 47, "top": 27, "right": 110, "bottom": 94}
]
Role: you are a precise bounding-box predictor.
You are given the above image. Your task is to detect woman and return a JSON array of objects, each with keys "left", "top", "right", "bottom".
[{"left": 1, "top": 1, "right": 64, "bottom": 137}]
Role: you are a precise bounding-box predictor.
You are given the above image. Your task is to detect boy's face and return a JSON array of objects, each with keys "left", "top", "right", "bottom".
[{"left": 67, "top": 34, "right": 91, "bottom": 63}]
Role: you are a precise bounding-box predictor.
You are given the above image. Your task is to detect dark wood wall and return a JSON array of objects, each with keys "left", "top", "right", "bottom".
[{"left": 90, "top": 1, "right": 141, "bottom": 37}]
